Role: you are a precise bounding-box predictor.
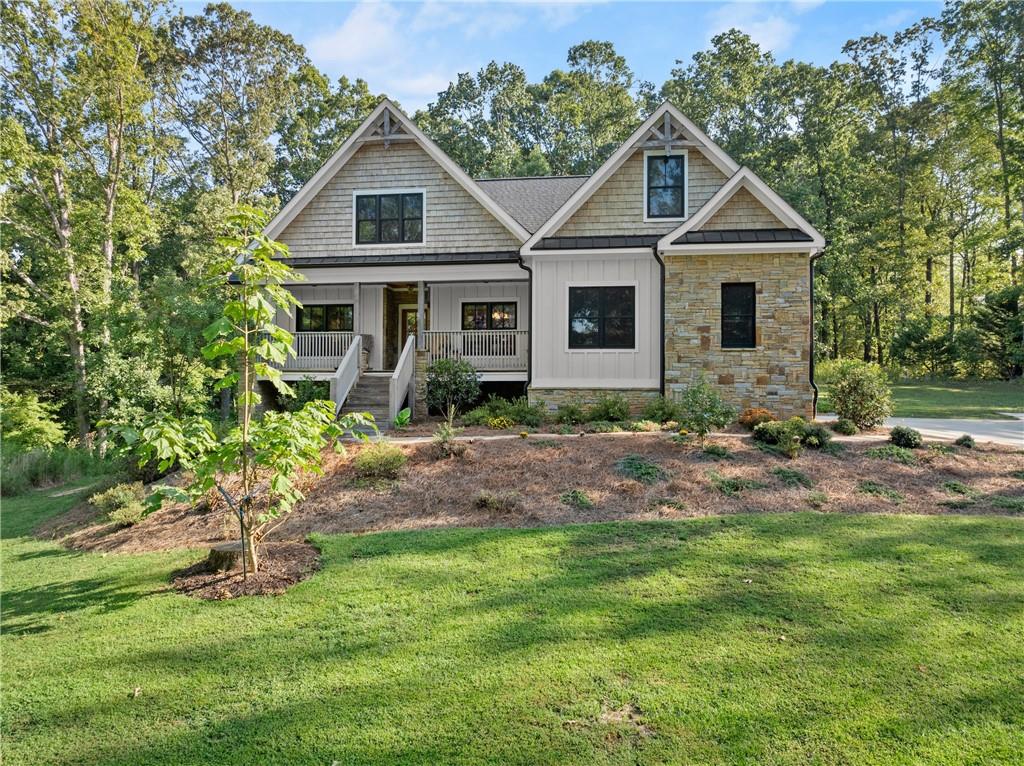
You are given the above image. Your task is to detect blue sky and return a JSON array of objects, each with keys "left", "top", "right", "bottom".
[{"left": 196, "top": 1, "right": 941, "bottom": 111}]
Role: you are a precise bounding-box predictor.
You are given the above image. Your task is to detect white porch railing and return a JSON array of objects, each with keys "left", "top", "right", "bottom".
[
  {"left": 284, "top": 331, "right": 354, "bottom": 370},
  {"left": 390, "top": 334, "right": 417, "bottom": 423},
  {"left": 423, "top": 330, "right": 528, "bottom": 371},
  {"left": 329, "top": 335, "right": 362, "bottom": 415}
]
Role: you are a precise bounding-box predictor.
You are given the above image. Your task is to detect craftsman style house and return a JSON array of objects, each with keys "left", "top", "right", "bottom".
[{"left": 262, "top": 99, "right": 824, "bottom": 424}]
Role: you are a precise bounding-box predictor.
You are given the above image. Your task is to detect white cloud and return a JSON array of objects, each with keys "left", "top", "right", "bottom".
[
  {"left": 790, "top": 0, "right": 826, "bottom": 15},
  {"left": 308, "top": 2, "right": 403, "bottom": 65},
  {"left": 706, "top": 3, "right": 798, "bottom": 52}
]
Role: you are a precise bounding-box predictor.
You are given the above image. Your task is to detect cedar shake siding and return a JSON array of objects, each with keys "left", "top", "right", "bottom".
[
  {"left": 699, "top": 186, "right": 787, "bottom": 231},
  {"left": 554, "top": 149, "right": 728, "bottom": 237},
  {"left": 278, "top": 142, "right": 523, "bottom": 258}
]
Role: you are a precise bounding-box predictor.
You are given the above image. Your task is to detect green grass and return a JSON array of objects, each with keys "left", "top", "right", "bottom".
[
  {"left": 819, "top": 378, "right": 1023, "bottom": 420},
  {"left": 3, "top": 487, "right": 1024, "bottom": 765}
]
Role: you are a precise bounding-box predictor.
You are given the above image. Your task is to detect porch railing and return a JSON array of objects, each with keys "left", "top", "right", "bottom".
[
  {"left": 330, "top": 334, "right": 362, "bottom": 415},
  {"left": 390, "top": 334, "right": 417, "bottom": 423},
  {"left": 423, "top": 330, "right": 528, "bottom": 371},
  {"left": 284, "top": 331, "right": 355, "bottom": 370}
]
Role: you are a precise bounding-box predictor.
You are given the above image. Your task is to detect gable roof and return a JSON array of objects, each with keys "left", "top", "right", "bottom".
[
  {"left": 264, "top": 99, "right": 531, "bottom": 243},
  {"left": 523, "top": 102, "right": 740, "bottom": 252},
  {"left": 476, "top": 176, "right": 588, "bottom": 233},
  {"left": 658, "top": 167, "right": 824, "bottom": 253}
]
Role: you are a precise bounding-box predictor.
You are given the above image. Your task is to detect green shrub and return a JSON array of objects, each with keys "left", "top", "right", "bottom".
[
  {"left": 702, "top": 443, "right": 731, "bottom": 459},
  {"left": 641, "top": 395, "right": 679, "bottom": 424},
  {"left": 583, "top": 420, "right": 621, "bottom": 433},
  {"left": 425, "top": 358, "right": 480, "bottom": 415},
  {"left": 857, "top": 480, "right": 904, "bottom": 503},
  {"left": 463, "top": 395, "right": 545, "bottom": 428},
  {"left": 560, "top": 488, "right": 594, "bottom": 509},
  {"left": 676, "top": 377, "right": 736, "bottom": 448},
  {"left": 954, "top": 434, "right": 976, "bottom": 449},
  {"left": 752, "top": 417, "right": 806, "bottom": 458},
  {"left": 0, "top": 389, "right": 65, "bottom": 452},
  {"left": 738, "top": 407, "right": 775, "bottom": 430},
  {"left": 866, "top": 445, "right": 917, "bottom": 465},
  {"left": 708, "top": 470, "right": 766, "bottom": 497},
  {"left": 473, "top": 489, "right": 521, "bottom": 513},
  {"left": 928, "top": 444, "right": 954, "bottom": 456},
  {"left": 829, "top": 360, "right": 892, "bottom": 429},
  {"left": 432, "top": 421, "right": 466, "bottom": 459},
  {"left": 831, "top": 418, "right": 859, "bottom": 435},
  {"left": 626, "top": 419, "right": 661, "bottom": 432},
  {"left": 487, "top": 416, "right": 516, "bottom": 430},
  {"left": 991, "top": 495, "right": 1024, "bottom": 512},
  {"left": 615, "top": 454, "right": 667, "bottom": 484},
  {"left": 889, "top": 426, "right": 923, "bottom": 448},
  {"left": 807, "top": 490, "right": 829, "bottom": 509},
  {"left": 282, "top": 377, "right": 330, "bottom": 413},
  {"left": 942, "top": 481, "right": 975, "bottom": 496},
  {"left": 90, "top": 482, "right": 147, "bottom": 527},
  {"left": 802, "top": 422, "right": 833, "bottom": 449},
  {"left": 554, "top": 401, "right": 585, "bottom": 425},
  {"left": 772, "top": 467, "right": 814, "bottom": 488},
  {"left": 586, "top": 393, "right": 630, "bottom": 423},
  {"left": 353, "top": 442, "right": 406, "bottom": 479}
]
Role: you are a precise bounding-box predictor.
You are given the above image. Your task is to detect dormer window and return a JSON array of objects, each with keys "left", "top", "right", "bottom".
[
  {"left": 644, "top": 151, "right": 687, "bottom": 220},
  {"left": 355, "top": 190, "right": 424, "bottom": 244}
]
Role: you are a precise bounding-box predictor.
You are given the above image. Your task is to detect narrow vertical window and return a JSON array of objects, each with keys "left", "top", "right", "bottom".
[
  {"left": 646, "top": 154, "right": 685, "bottom": 218},
  {"left": 721, "top": 283, "right": 756, "bottom": 348}
]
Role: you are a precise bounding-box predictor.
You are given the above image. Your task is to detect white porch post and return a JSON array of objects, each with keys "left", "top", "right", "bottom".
[
  {"left": 352, "top": 282, "right": 361, "bottom": 333},
  {"left": 416, "top": 280, "right": 425, "bottom": 349}
]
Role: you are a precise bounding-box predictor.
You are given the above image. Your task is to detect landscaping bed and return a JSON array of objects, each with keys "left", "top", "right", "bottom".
[{"left": 42, "top": 432, "right": 1023, "bottom": 555}]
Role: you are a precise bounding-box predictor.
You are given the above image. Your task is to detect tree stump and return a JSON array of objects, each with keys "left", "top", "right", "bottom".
[{"left": 206, "top": 541, "right": 245, "bottom": 572}]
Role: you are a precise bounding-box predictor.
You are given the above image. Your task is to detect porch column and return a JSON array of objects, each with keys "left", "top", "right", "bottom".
[
  {"left": 416, "top": 280, "right": 425, "bottom": 349},
  {"left": 352, "top": 282, "right": 361, "bottom": 333}
]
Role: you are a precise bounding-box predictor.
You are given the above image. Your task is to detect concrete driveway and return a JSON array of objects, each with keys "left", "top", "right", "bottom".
[{"left": 820, "top": 413, "right": 1023, "bottom": 447}]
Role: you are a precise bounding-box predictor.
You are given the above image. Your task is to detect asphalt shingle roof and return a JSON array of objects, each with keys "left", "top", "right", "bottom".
[{"left": 476, "top": 175, "right": 588, "bottom": 233}]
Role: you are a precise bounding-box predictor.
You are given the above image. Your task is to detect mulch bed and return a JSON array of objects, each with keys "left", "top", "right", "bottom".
[{"left": 170, "top": 541, "right": 320, "bottom": 600}]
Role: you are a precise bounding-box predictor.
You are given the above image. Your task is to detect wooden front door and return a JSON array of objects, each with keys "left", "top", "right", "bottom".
[{"left": 399, "top": 308, "right": 423, "bottom": 354}]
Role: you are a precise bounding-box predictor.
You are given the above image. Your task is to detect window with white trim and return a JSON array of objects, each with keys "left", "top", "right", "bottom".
[
  {"left": 355, "top": 192, "right": 423, "bottom": 244},
  {"left": 461, "top": 302, "right": 517, "bottom": 330},
  {"left": 645, "top": 154, "right": 686, "bottom": 219},
  {"left": 568, "top": 286, "right": 636, "bottom": 349}
]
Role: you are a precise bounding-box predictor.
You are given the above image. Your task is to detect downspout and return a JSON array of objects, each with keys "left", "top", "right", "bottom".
[
  {"left": 652, "top": 245, "right": 666, "bottom": 396},
  {"left": 517, "top": 254, "right": 533, "bottom": 389},
  {"left": 809, "top": 247, "right": 826, "bottom": 418}
]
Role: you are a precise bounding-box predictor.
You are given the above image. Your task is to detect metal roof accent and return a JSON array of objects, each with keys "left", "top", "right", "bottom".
[
  {"left": 671, "top": 228, "right": 813, "bottom": 245},
  {"left": 533, "top": 235, "right": 662, "bottom": 250}
]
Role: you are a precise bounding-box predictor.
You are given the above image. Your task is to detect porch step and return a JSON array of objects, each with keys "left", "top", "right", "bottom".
[{"left": 339, "top": 373, "right": 393, "bottom": 430}]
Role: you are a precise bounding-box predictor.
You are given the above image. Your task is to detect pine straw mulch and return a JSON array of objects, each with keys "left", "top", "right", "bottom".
[
  {"left": 39, "top": 433, "right": 1023, "bottom": 559},
  {"left": 170, "top": 541, "right": 320, "bottom": 600}
]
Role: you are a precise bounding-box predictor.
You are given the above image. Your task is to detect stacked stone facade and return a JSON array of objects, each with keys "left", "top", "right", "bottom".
[
  {"left": 663, "top": 252, "right": 813, "bottom": 419},
  {"left": 528, "top": 387, "right": 660, "bottom": 415}
]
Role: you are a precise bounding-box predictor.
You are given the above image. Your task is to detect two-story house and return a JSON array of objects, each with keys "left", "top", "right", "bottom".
[{"left": 261, "top": 99, "right": 824, "bottom": 424}]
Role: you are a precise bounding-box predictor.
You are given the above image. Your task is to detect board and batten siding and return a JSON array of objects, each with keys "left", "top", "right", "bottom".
[
  {"left": 529, "top": 253, "right": 660, "bottom": 389},
  {"left": 428, "top": 282, "right": 530, "bottom": 331},
  {"left": 554, "top": 149, "right": 728, "bottom": 237},
  {"left": 277, "top": 284, "right": 385, "bottom": 370},
  {"left": 278, "top": 142, "right": 522, "bottom": 258}
]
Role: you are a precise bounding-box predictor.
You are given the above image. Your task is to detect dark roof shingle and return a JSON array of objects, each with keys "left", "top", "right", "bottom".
[{"left": 476, "top": 175, "right": 588, "bottom": 233}]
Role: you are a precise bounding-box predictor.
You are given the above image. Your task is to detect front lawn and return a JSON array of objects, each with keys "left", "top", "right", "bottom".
[
  {"left": 4, "top": 485, "right": 1024, "bottom": 765},
  {"left": 818, "top": 378, "right": 1023, "bottom": 419}
]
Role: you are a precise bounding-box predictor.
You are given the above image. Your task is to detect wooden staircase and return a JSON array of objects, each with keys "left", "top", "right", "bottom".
[{"left": 339, "top": 372, "right": 392, "bottom": 431}]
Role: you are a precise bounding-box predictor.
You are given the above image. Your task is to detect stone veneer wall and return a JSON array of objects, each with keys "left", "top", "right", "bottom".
[
  {"left": 528, "top": 387, "right": 660, "bottom": 416},
  {"left": 413, "top": 349, "right": 429, "bottom": 418},
  {"left": 663, "top": 252, "right": 813, "bottom": 419}
]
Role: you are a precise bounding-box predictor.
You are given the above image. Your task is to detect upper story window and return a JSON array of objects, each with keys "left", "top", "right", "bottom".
[
  {"left": 721, "top": 283, "right": 756, "bottom": 349},
  {"left": 355, "top": 191, "right": 423, "bottom": 245},
  {"left": 297, "top": 304, "right": 353, "bottom": 332},
  {"left": 568, "top": 285, "right": 636, "bottom": 350},
  {"left": 645, "top": 152, "right": 686, "bottom": 219},
  {"left": 462, "top": 302, "right": 517, "bottom": 330}
]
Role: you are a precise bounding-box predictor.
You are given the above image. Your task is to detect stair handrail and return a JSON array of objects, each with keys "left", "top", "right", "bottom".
[
  {"left": 390, "top": 334, "right": 417, "bottom": 424},
  {"left": 330, "top": 334, "right": 362, "bottom": 415}
]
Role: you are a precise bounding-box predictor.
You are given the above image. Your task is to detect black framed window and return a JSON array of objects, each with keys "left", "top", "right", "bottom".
[
  {"left": 646, "top": 154, "right": 685, "bottom": 218},
  {"left": 568, "top": 286, "right": 635, "bottom": 349},
  {"left": 462, "top": 302, "right": 517, "bottom": 330},
  {"left": 721, "top": 283, "right": 756, "bottom": 348},
  {"left": 297, "top": 304, "right": 354, "bottom": 332},
  {"left": 355, "top": 192, "right": 423, "bottom": 244}
]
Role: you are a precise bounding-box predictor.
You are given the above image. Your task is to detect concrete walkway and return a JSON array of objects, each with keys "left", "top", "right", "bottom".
[{"left": 820, "top": 412, "right": 1024, "bottom": 447}]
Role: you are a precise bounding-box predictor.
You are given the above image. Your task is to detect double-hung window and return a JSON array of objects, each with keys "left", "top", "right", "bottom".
[
  {"left": 721, "top": 283, "right": 756, "bottom": 348},
  {"left": 296, "top": 304, "right": 354, "bottom": 332},
  {"left": 645, "top": 153, "right": 686, "bottom": 219},
  {"left": 355, "top": 192, "right": 423, "bottom": 244},
  {"left": 568, "top": 286, "right": 636, "bottom": 350}
]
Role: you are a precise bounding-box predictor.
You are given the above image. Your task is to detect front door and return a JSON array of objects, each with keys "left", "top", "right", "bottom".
[{"left": 399, "top": 308, "right": 424, "bottom": 356}]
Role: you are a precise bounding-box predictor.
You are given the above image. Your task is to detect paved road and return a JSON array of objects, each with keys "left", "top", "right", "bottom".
[{"left": 821, "top": 412, "right": 1024, "bottom": 447}]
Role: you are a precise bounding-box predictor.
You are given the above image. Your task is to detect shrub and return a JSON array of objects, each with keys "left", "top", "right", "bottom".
[
  {"left": 554, "top": 401, "right": 585, "bottom": 425},
  {"left": 90, "top": 482, "right": 147, "bottom": 527},
  {"left": 942, "top": 481, "right": 975, "bottom": 496},
  {"left": 463, "top": 395, "right": 545, "bottom": 428},
  {"left": 708, "top": 470, "right": 766, "bottom": 497},
  {"left": 353, "top": 442, "right": 406, "bottom": 479},
  {"left": 615, "top": 454, "right": 667, "bottom": 484},
  {"left": 802, "top": 422, "right": 833, "bottom": 449},
  {"left": 889, "top": 426, "right": 923, "bottom": 448},
  {"left": 432, "top": 421, "right": 466, "bottom": 459},
  {"left": 0, "top": 389, "right": 65, "bottom": 452},
  {"left": 626, "top": 419, "right": 661, "bottom": 432},
  {"left": 586, "top": 393, "right": 630, "bottom": 423},
  {"left": 738, "top": 407, "right": 775, "bottom": 430},
  {"left": 954, "top": 434, "right": 976, "bottom": 449},
  {"left": 473, "top": 489, "right": 521, "bottom": 513},
  {"left": 282, "top": 377, "right": 330, "bottom": 413},
  {"left": 487, "top": 416, "right": 516, "bottom": 430},
  {"left": 991, "top": 495, "right": 1024, "bottom": 512},
  {"left": 583, "top": 420, "right": 621, "bottom": 433},
  {"left": 675, "top": 377, "right": 736, "bottom": 448},
  {"left": 831, "top": 418, "right": 859, "bottom": 435},
  {"left": 866, "top": 445, "right": 917, "bottom": 465},
  {"left": 702, "top": 444, "right": 731, "bottom": 459},
  {"left": 857, "top": 480, "right": 904, "bottom": 503},
  {"left": 560, "top": 488, "right": 594, "bottom": 509},
  {"left": 807, "top": 490, "right": 829, "bottom": 509},
  {"left": 425, "top": 358, "right": 480, "bottom": 416},
  {"left": 392, "top": 408, "right": 411, "bottom": 429},
  {"left": 752, "top": 418, "right": 805, "bottom": 458},
  {"left": 641, "top": 396, "right": 679, "bottom": 424},
  {"left": 772, "top": 467, "right": 814, "bottom": 488},
  {"left": 828, "top": 360, "right": 892, "bottom": 429}
]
